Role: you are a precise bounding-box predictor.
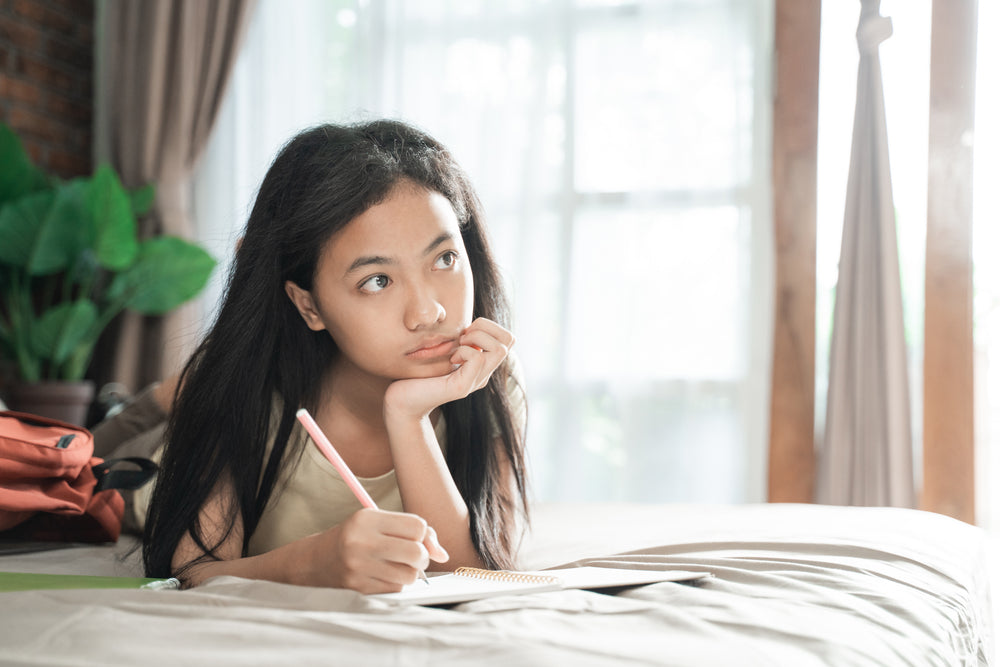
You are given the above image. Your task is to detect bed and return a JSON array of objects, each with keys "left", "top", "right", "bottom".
[{"left": 0, "top": 502, "right": 994, "bottom": 666}]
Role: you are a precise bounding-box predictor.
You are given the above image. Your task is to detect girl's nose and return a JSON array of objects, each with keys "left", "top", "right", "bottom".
[{"left": 404, "top": 285, "right": 446, "bottom": 330}]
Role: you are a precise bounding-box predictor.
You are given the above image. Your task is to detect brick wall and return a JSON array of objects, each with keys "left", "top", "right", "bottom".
[{"left": 0, "top": 0, "right": 94, "bottom": 178}]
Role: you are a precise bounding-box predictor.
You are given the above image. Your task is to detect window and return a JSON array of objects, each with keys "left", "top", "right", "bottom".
[{"left": 193, "top": 0, "right": 775, "bottom": 503}]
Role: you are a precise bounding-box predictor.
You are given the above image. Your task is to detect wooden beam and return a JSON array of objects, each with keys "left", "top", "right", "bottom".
[
  {"left": 767, "top": 0, "right": 822, "bottom": 503},
  {"left": 922, "top": 0, "right": 978, "bottom": 524}
]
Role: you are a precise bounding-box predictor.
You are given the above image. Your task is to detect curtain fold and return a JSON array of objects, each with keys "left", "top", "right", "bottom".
[
  {"left": 817, "top": 0, "right": 914, "bottom": 507},
  {"left": 93, "top": 0, "right": 255, "bottom": 392}
]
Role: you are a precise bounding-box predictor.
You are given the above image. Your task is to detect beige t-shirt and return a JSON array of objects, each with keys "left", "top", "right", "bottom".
[
  {"left": 250, "top": 366, "right": 526, "bottom": 554},
  {"left": 246, "top": 414, "right": 449, "bottom": 555}
]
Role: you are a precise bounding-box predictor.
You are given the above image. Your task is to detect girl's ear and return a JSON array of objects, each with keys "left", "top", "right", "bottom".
[{"left": 284, "top": 280, "right": 326, "bottom": 331}]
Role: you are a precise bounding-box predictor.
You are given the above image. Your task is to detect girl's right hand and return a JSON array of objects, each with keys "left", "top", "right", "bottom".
[
  {"left": 385, "top": 317, "right": 515, "bottom": 422},
  {"left": 304, "top": 508, "right": 449, "bottom": 593}
]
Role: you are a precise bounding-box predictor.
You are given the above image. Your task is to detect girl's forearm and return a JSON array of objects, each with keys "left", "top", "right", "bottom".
[
  {"left": 385, "top": 414, "right": 483, "bottom": 570},
  {"left": 174, "top": 535, "right": 320, "bottom": 588}
]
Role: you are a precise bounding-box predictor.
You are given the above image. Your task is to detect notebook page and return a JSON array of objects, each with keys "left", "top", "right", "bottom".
[
  {"left": 370, "top": 569, "right": 562, "bottom": 606},
  {"left": 369, "top": 566, "right": 708, "bottom": 606}
]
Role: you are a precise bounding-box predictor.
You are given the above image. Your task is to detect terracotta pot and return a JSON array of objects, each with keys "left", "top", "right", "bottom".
[{"left": 8, "top": 380, "right": 96, "bottom": 427}]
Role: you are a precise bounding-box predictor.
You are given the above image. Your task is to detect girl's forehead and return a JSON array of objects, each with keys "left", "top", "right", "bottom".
[{"left": 322, "top": 185, "right": 464, "bottom": 267}]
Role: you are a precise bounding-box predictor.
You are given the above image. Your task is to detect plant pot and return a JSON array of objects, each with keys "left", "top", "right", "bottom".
[{"left": 7, "top": 380, "right": 96, "bottom": 427}]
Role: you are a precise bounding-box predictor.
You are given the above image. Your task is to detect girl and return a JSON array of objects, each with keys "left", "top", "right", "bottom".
[{"left": 142, "top": 120, "right": 528, "bottom": 593}]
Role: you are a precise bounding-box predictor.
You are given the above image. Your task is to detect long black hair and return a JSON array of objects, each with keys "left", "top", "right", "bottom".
[{"left": 143, "top": 120, "right": 528, "bottom": 577}]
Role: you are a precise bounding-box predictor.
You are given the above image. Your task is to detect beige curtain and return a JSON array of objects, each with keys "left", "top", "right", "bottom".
[
  {"left": 816, "top": 0, "right": 915, "bottom": 507},
  {"left": 93, "top": 0, "right": 255, "bottom": 392}
]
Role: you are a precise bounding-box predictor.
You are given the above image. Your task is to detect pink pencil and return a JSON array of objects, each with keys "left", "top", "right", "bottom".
[{"left": 295, "top": 407, "right": 429, "bottom": 584}]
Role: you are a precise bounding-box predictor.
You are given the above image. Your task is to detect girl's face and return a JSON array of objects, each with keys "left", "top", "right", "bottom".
[{"left": 285, "top": 181, "right": 475, "bottom": 383}]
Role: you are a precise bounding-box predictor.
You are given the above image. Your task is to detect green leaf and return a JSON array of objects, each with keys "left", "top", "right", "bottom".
[
  {"left": 0, "top": 123, "right": 48, "bottom": 206},
  {"left": 109, "top": 237, "right": 216, "bottom": 315},
  {"left": 129, "top": 184, "right": 156, "bottom": 218},
  {"left": 0, "top": 190, "right": 55, "bottom": 268},
  {"left": 87, "top": 164, "right": 138, "bottom": 270},
  {"left": 35, "top": 180, "right": 94, "bottom": 274},
  {"left": 29, "top": 300, "right": 98, "bottom": 365},
  {"left": 0, "top": 182, "right": 95, "bottom": 275}
]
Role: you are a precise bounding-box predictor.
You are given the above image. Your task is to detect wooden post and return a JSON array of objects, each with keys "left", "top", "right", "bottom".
[
  {"left": 922, "top": 0, "right": 978, "bottom": 524},
  {"left": 767, "top": 0, "right": 822, "bottom": 503}
]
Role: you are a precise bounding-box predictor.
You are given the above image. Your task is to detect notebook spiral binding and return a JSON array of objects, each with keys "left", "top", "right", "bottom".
[{"left": 453, "top": 567, "right": 561, "bottom": 585}]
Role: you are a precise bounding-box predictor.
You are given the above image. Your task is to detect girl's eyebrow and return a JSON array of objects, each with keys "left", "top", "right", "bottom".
[
  {"left": 345, "top": 254, "right": 391, "bottom": 276},
  {"left": 422, "top": 231, "right": 455, "bottom": 256},
  {"left": 344, "top": 232, "right": 456, "bottom": 276}
]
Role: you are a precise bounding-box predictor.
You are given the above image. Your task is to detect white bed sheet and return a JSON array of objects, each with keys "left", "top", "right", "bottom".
[{"left": 0, "top": 502, "right": 993, "bottom": 666}]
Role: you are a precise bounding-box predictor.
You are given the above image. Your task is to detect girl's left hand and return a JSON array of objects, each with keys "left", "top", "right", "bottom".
[{"left": 385, "top": 317, "right": 514, "bottom": 420}]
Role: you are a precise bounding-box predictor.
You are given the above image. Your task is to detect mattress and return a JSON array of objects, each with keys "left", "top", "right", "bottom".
[{"left": 0, "top": 502, "right": 993, "bottom": 666}]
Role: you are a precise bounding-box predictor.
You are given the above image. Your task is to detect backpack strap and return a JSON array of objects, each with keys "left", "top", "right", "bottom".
[{"left": 92, "top": 457, "right": 158, "bottom": 492}]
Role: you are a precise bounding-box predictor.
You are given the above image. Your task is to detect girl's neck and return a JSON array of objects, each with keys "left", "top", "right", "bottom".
[
  {"left": 320, "top": 356, "right": 390, "bottom": 427},
  {"left": 310, "top": 356, "right": 394, "bottom": 477}
]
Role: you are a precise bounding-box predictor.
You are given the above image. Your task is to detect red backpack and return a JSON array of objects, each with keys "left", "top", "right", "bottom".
[{"left": 0, "top": 410, "right": 157, "bottom": 543}]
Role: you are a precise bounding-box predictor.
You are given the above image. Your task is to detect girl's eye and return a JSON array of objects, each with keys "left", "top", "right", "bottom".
[
  {"left": 359, "top": 274, "right": 390, "bottom": 293},
  {"left": 435, "top": 251, "right": 459, "bottom": 269}
]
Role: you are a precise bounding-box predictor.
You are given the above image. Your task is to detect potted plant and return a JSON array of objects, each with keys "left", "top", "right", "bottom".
[{"left": 0, "top": 122, "right": 215, "bottom": 424}]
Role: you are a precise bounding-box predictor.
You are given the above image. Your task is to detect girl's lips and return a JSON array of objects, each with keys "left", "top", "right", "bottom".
[{"left": 406, "top": 339, "right": 457, "bottom": 360}]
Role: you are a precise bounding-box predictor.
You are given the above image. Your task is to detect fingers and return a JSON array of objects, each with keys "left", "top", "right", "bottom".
[
  {"left": 457, "top": 329, "right": 510, "bottom": 358},
  {"left": 384, "top": 319, "right": 515, "bottom": 420},
  {"left": 373, "top": 511, "right": 448, "bottom": 564},
  {"left": 448, "top": 318, "right": 515, "bottom": 388},
  {"left": 338, "top": 510, "right": 447, "bottom": 592},
  {"left": 447, "top": 347, "right": 493, "bottom": 392},
  {"left": 460, "top": 317, "right": 516, "bottom": 352}
]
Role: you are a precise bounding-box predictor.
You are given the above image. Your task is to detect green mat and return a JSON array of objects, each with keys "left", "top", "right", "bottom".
[{"left": 0, "top": 571, "right": 174, "bottom": 592}]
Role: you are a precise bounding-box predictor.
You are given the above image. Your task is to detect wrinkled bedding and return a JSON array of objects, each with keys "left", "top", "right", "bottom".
[{"left": 0, "top": 503, "right": 993, "bottom": 666}]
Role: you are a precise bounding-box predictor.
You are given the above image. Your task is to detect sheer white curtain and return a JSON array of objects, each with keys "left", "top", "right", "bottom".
[
  {"left": 192, "top": 0, "right": 775, "bottom": 504},
  {"left": 816, "top": 0, "right": 930, "bottom": 496},
  {"left": 817, "top": 0, "right": 915, "bottom": 508}
]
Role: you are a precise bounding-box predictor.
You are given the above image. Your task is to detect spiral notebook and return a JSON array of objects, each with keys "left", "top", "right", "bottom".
[{"left": 369, "top": 566, "right": 709, "bottom": 606}]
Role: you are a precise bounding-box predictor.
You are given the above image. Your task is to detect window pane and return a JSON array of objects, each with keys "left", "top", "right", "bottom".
[
  {"left": 565, "top": 206, "right": 745, "bottom": 381},
  {"left": 392, "top": 30, "right": 567, "bottom": 204},
  {"left": 495, "top": 210, "right": 567, "bottom": 379},
  {"left": 574, "top": 2, "right": 755, "bottom": 192},
  {"left": 529, "top": 382, "right": 748, "bottom": 502}
]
